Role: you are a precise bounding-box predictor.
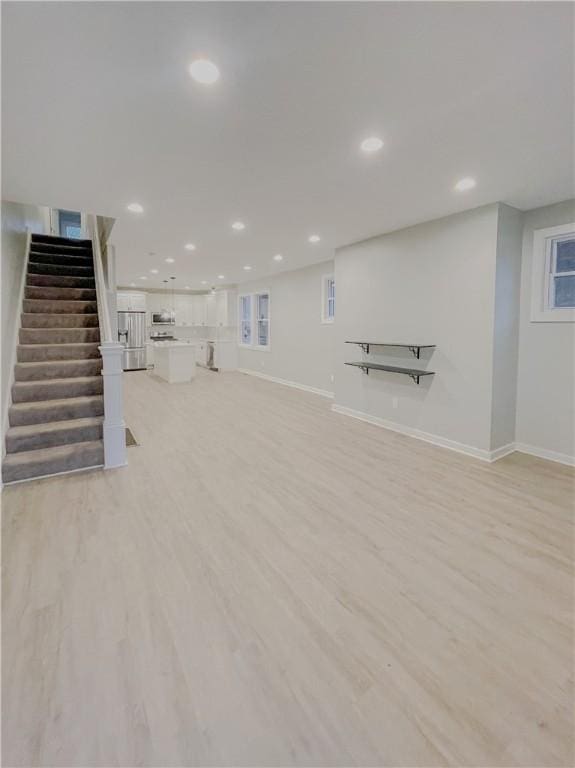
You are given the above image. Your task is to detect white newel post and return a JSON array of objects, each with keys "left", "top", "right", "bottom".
[{"left": 99, "top": 341, "right": 127, "bottom": 469}]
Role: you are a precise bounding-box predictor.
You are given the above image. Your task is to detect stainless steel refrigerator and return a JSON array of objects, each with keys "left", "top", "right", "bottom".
[{"left": 117, "top": 311, "right": 147, "bottom": 371}]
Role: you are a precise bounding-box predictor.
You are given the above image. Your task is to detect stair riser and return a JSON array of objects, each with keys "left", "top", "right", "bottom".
[
  {"left": 32, "top": 235, "right": 91, "bottom": 248},
  {"left": 9, "top": 399, "right": 104, "bottom": 427},
  {"left": 29, "top": 252, "right": 94, "bottom": 267},
  {"left": 29, "top": 242, "right": 92, "bottom": 255},
  {"left": 2, "top": 443, "right": 104, "bottom": 483},
  {"left": 23, "top": 299, "right": 98, "bottom": 314},
  {"left": 25, "top": 286, "right": 97, "bottom": 301},
  {"left": 27, "top": 273, "right": 96, "bottom": 289},
  {"left": 21, "top": 313, "right": 100, "bottom": 329},
  {"left": 19, "top": 328, "right": 100, "bottom": 345},
  {"left": 17, "top": 344, "right": 101, "bottom": 363},
  {"left": 6, "top": 422, "right": 103, "bottom": 454},
  {"left": 12, "top": 378, "right": 103, "bottom": 403},
  {"left": 15, "top": 360, "right": 102, "bottom": 382},
  {"left": 28, "top": 263, "right": 94, "bottom": 277}
]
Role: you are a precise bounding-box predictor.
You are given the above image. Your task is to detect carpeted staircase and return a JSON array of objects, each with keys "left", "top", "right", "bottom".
[{"left": 2, "top": 234, "right": 105, "bottom": 483}]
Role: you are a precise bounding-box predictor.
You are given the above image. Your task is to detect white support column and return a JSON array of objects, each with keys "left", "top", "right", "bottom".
[{"left": 99, "top": 342, "right": 127, "bottom": 469}]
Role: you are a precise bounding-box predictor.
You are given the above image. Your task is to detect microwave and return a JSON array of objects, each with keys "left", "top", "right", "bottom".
[{"left": 151, "top": 310, "right": 175, "bottom": 325}]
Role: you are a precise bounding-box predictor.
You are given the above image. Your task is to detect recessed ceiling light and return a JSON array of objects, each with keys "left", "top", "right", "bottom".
[
  {"left": 150, "top": 268, "right": 159, "bottom": 274},
  {"left": 184, "top": 243, "right": 196, "bottom": 251},
  {"left": 231, "top": 221, "right": 246, "bottom": 231},
  {"left": 360, "top": 136, "right": 384, "bottom": 152},
  {"left": 308, "top": 234, "right": 321, "bottom": 243},
  {"left": 129, "top": 282, "right": 136, "bottom": 287},
  {"left": 165, "top": 258, "right": 175, "bottom": 263},
  {"left": 185, "top": 285, "right": 191, "bottom": 290},
  {"left": 273, "top": 254, "right": 283, "bottom": 262},
  {"left": 243, "top": 265, "right": 252, "bottom": 271},
  {"left": 127, "top": 203, "right": 144, "bottom": 214},
  {"left": 218, "top": 274, "right": 225, "bottom": 280},
  {"left": 201, "top": 280, "right": 207, "bottom": 285},
  {"left": 189, "top": 58, "right": 220, "bottom": 85},
  {"left": 139, "top": 276, "right": 148, "bottom": 280},
  {"left": 455, "top": 177, "right": 476, "bottom": 192}
]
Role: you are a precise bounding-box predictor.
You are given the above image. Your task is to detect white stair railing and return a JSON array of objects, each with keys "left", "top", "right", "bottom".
[{"left": 86, "top": 214, "right": 127, "bottom": 469}]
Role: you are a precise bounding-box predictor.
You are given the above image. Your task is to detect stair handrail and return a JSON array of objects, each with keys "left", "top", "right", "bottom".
[
  {"left": 86, "top": 214, "right": 112, "bottom": 342},
  {"left": 86, "top": 213, "right": 127, "bottom": 469}
]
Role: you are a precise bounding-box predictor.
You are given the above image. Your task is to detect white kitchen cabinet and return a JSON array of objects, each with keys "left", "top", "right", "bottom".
[
  {"left": 191, "top": 295, "right": 207, "bottom": 326},
  {"left": 209, "top": 290, "right": 237, "bottom": 327},
  {"left": 174, "top": 294, "right": 192, "bottom": 326},
  {"left": 213, "top": 341, "right": 238, "bottom": 370},
  {"left": 205, "top": 294, "right": 217, "bottom": 326},
  {"left": 117, "top": 291, "right": 147, "bottom": 311},
  {"left": 195, "top": 340, "right": 208, "bottom": 366}
]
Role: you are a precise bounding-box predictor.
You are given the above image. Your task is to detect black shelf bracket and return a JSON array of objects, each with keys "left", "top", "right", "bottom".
[{"left": 408, "top": 346, "right": 420, "bottom": 359}]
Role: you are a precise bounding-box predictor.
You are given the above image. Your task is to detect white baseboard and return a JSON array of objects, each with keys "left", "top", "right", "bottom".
[
  {"left": 331, "top": 403, "right": 496, "bottom": 461},
  {"left": 514, "top": 442, "right": 575, "bottom": 467},
  {"left": 238, "top": 368, "right": 334, "bottom": 399},
  {"left": 489, "top": 442, "right": 517, "bottom": 462},
  {"left": 332, "top": 404, "right": 575, "bottom": 467}
]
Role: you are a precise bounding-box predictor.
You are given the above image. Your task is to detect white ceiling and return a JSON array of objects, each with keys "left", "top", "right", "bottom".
[{"left": 3, "top": 2, "right": 573, "bottom": 290}]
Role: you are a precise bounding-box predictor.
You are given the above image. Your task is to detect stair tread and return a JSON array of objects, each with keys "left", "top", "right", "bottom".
[
  {"left": 13, "top": 375, "right": 102, "bottom": 389},
  {"left": 6, "top": 416, "right": 104, "bottom": 437},
  {"left": 18, "top": 342, "right": 100, "bottom": 349},
  {"left": 10, "top": 394, "right": 103, "bottom": 412},
  {"left": 2, "top": 440, "right": 104, "bottom": 467}
]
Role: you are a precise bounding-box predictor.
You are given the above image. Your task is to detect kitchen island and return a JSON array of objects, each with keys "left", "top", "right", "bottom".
[{"left": 153, "top": 341, "right": 197, "bottom": 383}]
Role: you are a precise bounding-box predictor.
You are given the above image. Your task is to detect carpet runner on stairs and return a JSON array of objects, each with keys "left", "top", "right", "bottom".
[{"left": 2, "top": 234, "right": 105, "bottom": 483}]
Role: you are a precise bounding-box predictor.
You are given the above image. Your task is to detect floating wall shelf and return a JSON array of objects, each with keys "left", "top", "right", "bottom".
[
  {"left": 345, "top": 361, "right": 435, "bottom": 385},
  {"left": 345, "top": 341, "right": 436, "bottom": 359}
]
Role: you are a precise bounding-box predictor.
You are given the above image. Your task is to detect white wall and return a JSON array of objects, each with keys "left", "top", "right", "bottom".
[
  {"left": 490, "top": 203, "right": 523, "bottom": 450},
  {"left": 237, "top": 261, "right": 335, "bottom": 395},
  {"left": 1, "top": 200, "right": 47, "bottom": 435},
  {"left": 334, "top": 204, "right": 503, "bottom": 455},
  {"left": 516, "top": 199, "right": 575, "bottom": 462}
]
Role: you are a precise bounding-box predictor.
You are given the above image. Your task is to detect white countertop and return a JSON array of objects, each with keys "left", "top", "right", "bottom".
[{"left": 150, "top": 340, "right": 197, "bottom": 348}]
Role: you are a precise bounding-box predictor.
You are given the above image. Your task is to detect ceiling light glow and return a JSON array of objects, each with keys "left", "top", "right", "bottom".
[
  {"left": 139, "top": 276, "right": 148, "bottom": 280},
  {"left": 150, "top": 269, "right": 159, "bottom": 274},
  {"left": 165, "top": 258, "right": 175, "bottom": 263},
  {"left": 232, "top": 221, "right": 245, "bottom": 231},
  {"left": 189, "top": 58, "right": 220, "bottom": 85},
  {"left": 201, "top": 280, "right": 207, "bottom": 285},
  {"left": 127, "top": 203, "right": 144, "bottom": 214},
  {"left": 273, "top": 254, "right": 283, "bottom": 262},
  {"left": 243, "top": 265, "right": 252, "bottom": 271},
  {"left": 308, "top": 235, "right": 321, "bottom": 243},
  {"left": 184, "top": 243, "right": 196, "bottom": 251},
  {"left": 218, "top": 275, "right": 225, "bottom": 279},
  {"left": 455, "top": 177, "right": 476, "bottom": 192},
  {"left": 360, "top": 136, "right": 384, "bottom": 152}
]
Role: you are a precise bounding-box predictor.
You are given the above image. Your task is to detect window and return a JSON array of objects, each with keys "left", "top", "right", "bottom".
[
  {"left": 240, "top": 294, "right": 252, "bottom": 345},
  {"left": 256, "top": 293, "right": 269, "bottom": 347},
  {"left": 531, "top": 223, "right": 575, "bottom": 322},
  {"left": 549, "top": 236, "right": 575, "bottom": 308},
  {"left": 238, "top": 291, "right": 270, "bottom": 349},
  {"left": 322, "top": 274, "right": 335, "bottom": 323},
  {"left": 58, "top": 210, "right": 82, "bottom": 239}
]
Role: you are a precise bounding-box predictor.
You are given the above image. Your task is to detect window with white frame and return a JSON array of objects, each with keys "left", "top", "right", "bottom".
[
  {"left": 240, "top": 294, "right": 252, "bottom": 345},
  {"left": 238, "top": 291, "right": 270, "bottom": 349},
  {"left": 531, "top": 223, "right": 575, "bottom": 322},
  {"left": 256, "top": 292, "right": 269, "bottom": 347},
  {"left": 322, "top": 274, "right": 335, "bottom": 323}
]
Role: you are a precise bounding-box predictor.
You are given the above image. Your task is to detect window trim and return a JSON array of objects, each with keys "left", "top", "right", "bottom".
[
  {"left": 238, "top": 290, "right": 271, "bottom": 351},
  {"left": 321, "top": 273, "right": 335, "bottom": 324},
  {"left": 530, "top": 222, "right": 575, "bottom": 322}
]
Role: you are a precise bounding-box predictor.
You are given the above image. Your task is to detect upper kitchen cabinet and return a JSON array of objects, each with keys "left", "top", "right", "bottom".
[
  {"left": 214, "top": 290, "right": 237, "bottom": 327},
  {"left": 205, "top": 294, "right": 217, "bottom": 327},
  {"left": 117, "top": 291, "right": 147, "bottom": 311},
  {"left": 191, "top": 295, "right": 207, "bottom": 326},
  {"left": 174, "top": 294, "right": 192, "bottom": 326}
]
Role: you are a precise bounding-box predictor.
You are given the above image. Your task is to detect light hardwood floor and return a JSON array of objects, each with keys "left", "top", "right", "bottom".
[{"left": 2, "top": 369, "right": 574, "bottom": 767}]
